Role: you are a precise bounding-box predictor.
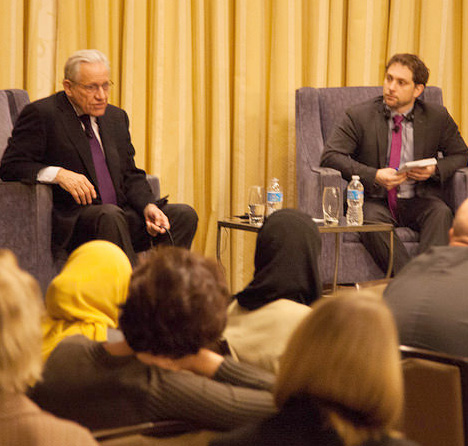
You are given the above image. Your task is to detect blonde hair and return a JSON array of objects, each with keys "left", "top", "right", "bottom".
[
  {"left": 275, "top": 292, "right": 403, "bottom": 445},
  {"left": 0, "top": 250, "right": 44, "bottom": 393}
]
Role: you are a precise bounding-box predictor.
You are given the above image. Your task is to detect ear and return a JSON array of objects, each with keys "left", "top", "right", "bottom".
[
  {"left": 413, "top": 83, "right": 424, "bottom": 99},
  {"left": 449, "top": 227, "right": 454, "bottom": 244},
  {"left": 63, "top": 79, "right": 73, "bottom": 96}
]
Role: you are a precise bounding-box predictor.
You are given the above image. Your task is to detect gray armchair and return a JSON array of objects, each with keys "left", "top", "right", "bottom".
[
  {"left": 0, "top": 89, "right": 160, "bottom": 294},
  {"left": 296, "top": 86, "right": 468, "bottom": 284},
  {"left": 0, "top": 89, "right": 55, "bottom": 294}
]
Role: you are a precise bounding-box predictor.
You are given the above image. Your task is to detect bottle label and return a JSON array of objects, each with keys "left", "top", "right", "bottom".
[
  {"left": 267, "top": 192, "right": 283, "bottom": 202},
  {"left": 347, "top": 190, "right": 363, "bottom": 200}
]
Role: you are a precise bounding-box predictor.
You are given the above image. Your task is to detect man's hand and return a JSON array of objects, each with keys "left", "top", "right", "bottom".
[
  {"left": 406, "top": 165, "right": 436, "bottom": 182},
  {"left": 144, "top": 203, "right": 170, "bottom": 236},
  {"left": 375, "top": 168, "right": 407, "bottom": 191},
  {"left": 55, "top": 168, "right": 97, "bottom": 205}
]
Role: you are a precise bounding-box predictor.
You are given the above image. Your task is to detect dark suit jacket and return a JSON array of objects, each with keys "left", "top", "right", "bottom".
[
  {"left": 0, "top": 91, "right": 158, "bottom": 251},
  {"left": 320, "top": 96, "right": 468, "bottom": 200}
]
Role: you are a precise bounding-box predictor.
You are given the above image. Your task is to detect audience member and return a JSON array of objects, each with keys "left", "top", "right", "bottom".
[
  {"left": 212, "top": 292, "right": 418, "bottom": 446},
  {"left": 384, "top": 197, "right": 468, "bottom": 357},
  {"left": 41, "top": 240, "right": 132, "bottom": 361},
  {"left": 30, "top": 247, "right": 275, "bottom": 431},
  {"left": 0, "top": 250, "right": 98, "bottom": 446},
  {"left": 224, "top": 208, "right": 321, "bottom": 372}
]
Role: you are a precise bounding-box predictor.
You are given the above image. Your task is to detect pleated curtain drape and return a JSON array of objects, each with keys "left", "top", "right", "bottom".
[{"left": 1, "top": 0, "right": 467, "bottom": 293}]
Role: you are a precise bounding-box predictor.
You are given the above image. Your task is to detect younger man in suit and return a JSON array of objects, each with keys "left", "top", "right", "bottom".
[
  {"left": 321, "top": 53, "right": 468, "bottom": 274},
  {"left": 0, "top": 49, "right": 197, "bottom": 264}
]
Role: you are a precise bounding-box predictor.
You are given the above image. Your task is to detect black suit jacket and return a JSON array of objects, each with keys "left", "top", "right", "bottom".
[
  {"left": 320, "top": 96, "right": 468, "bottom": 199},
  {"left": 0, "top": 91, "right": 158, "bottom": 250}
]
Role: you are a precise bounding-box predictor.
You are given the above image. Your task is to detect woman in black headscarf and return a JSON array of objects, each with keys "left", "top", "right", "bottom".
[
  {"left": 235, "top": 208, "right": 322, "bottom": 309},
  {"left": 223, "top": 208, "right": 323, "bottom": 372}
]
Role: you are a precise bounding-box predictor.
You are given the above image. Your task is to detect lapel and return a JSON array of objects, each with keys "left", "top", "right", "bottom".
[
  {"left": 56, "top": 92, "right": 99, "bottom": 186},
  {"left": 96, "top": 114, "right": 121, "bottom": 191},
  {"left": 412, "top": 101, "right": 426, "bottom": 161},
  {"left": 375, "top": 100, "right": 389, "bottom": 168}
]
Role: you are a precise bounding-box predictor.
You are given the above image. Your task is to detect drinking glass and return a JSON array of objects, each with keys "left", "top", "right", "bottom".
[
  {"left": 322, "top": 187, "right": 340, "bottom": 226},
  {"left": 248, "top": 186, "right": 266, "bottom": 227}
]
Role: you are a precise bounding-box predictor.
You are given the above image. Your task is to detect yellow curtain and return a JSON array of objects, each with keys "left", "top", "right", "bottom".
[{"left": 1, "top": 0, "right": 467, "bottom": 293}]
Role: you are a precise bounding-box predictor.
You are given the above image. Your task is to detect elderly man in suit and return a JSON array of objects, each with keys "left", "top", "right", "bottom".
[
  {"left": 321, "top": 53, "right": 468, "bottom": 274},
  {"left": 0, "top": 49, "right": 197, "bottom": 264}
]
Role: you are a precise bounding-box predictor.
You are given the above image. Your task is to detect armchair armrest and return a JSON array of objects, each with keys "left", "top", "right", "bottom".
[
  {"left": 297, "top": 166, "right": 345, "bottom": 219},
  {"left": 0, "top": 182, "right": 55, "bottom": 294},
  {"left": 447, "top": 167, "right": 468, "bottom": 211},
  {"left": 146, "top": 174, "right": 160, "bottom": 200}
]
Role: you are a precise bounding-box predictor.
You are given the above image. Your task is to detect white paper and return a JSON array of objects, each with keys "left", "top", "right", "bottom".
[{"left": 398, "top": 158, "right": 437, "bottom": 173}]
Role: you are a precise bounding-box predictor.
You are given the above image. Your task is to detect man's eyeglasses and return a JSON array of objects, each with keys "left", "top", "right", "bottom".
[{"left": 70, "top": 80, "right": 113, "bottom": 93}]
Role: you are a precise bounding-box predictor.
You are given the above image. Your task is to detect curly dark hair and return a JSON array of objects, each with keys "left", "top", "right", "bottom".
[
  {"left": 385, "top": 53, "right": 429, "bottom": 86},
  {"left": 119, "top": 247, "right": 229, "bottom": 358}
]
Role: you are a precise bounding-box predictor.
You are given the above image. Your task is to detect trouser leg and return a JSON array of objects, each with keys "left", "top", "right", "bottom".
[
  {"left": 70, "top": 204, "right": 137, "bottom": 264},
  {"left": 126, "top": 203, "right": 198, "bottom": 252},
  {"left": 156, "top": 203, "right": 198, "bottom": 249},
  {"left": 361, "top": 198, "right": 411, "bottom": 275},
  {"left": 398, "top": 196, "right": 452, "bottom": 253}
]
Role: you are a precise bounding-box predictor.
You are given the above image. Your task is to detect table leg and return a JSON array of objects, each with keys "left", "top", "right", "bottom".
[
  {"left": 216, "top": 223, "right": 221, "bottom": 263},
  {"left": 332, "top": 232, "right": 340, "bottom": 294},
  {"left": 385, "top": 229, "right": 394, "bottom": 278}
]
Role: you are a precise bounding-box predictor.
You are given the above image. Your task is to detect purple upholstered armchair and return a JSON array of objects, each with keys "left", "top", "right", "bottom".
[
  {"left": 0, "top": 89, "right": 160, "bottom": 294},
  {"left": 296, "top": 86, "right": 468, "bottom": 285}
]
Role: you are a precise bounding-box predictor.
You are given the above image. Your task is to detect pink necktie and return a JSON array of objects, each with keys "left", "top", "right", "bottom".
[
  {"left": 387, "top": 115, "right": 404, "bottom": 220},
  {"left": 79, "top": 115, "right": 117, "bottom": 205}
]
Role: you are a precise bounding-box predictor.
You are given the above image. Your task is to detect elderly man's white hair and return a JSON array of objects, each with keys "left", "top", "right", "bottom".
[{"left": 64, "top": 49, "right": 110, "bottom": 82}]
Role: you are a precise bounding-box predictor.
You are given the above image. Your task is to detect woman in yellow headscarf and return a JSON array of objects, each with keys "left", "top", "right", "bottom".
[{"left": 42, "top": 240, "right": 132, "bottom": 362}]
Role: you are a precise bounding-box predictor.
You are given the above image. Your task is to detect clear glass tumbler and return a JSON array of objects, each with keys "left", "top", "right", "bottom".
[
  {"left": 322, "top": 186, "right": 340, "bottom": 226},
  {"left": 248, "top": 186, "right": 266, "bottom": 227}
]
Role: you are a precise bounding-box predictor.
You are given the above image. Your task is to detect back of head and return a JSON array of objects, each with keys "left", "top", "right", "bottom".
[
  {"left": 275, "top": 292, "right": 402, "bottom": 437},
  {"left": 0, "top": 250, "right": 43, "bottom": 393},
  {"left": 236, "top": 208, "right": 322, "bottom": 310},
  {"left": 386, "top": 53, "right": 429, "bottom": 86},
  {"left": 45, "top": 240, "right": 132, "bottom": 326},
  {"left": 42, "top": 241, "right": 132, "bottom": 361},
  {"left": 64, "top": 49, "right": 110, "bottom": 82},
  {"left": 120, "top": 247, "right": 229, "bottom": 358},
  {"left": 450, "top": 198, "right": 468, "bottom": 246}
]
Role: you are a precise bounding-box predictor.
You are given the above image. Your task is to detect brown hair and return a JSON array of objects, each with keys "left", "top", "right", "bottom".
[
  {"left": 386, "top": 53, "right": 429, "bottom": 86},
  {"left": 120, "top": 247, "right": 229, "bottom": 358},
  {"left": 275, "top": 292, "right": 403, "bottom": 445}
]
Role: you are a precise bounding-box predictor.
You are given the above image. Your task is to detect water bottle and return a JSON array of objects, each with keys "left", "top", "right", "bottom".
[
  {"left": 266, "top": 178, "right": 283, "bottom": 217},
  {"left": 346, "top": 175, "right": 364, "bottom": 226}
]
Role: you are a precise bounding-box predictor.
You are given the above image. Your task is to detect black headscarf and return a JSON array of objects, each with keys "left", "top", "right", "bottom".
[{"left": 235, "top": 208, "right": 322, "bottom": 310}]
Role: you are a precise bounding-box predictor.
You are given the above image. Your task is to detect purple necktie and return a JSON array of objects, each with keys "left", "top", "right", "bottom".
[
  {"left": 387, "top": 115, "right": 404, "bottom": 220},
  {"left": 79, "top": 115, "right": 117, "bottom": 205}
]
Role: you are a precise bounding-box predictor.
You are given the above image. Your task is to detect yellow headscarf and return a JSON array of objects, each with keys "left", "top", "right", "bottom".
[{"left": 41, "top": 240, "right": 132, "bottom": 361}]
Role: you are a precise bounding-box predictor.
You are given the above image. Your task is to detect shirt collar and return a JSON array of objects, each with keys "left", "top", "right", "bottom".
[{"left": 383, "top": 101, "right": 414, "bottom": 122}]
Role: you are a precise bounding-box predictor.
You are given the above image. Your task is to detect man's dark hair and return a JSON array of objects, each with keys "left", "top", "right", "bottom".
[
  {"left": 119, "top": 247, "right": 229, "bottom": 358},
  {"left": 385, "top": 53, "right": 430, "bottom": 86}
]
